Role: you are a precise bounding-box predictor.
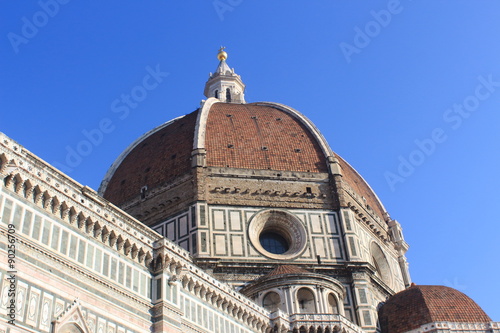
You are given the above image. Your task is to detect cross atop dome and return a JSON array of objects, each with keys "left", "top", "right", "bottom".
[{"left": 204, "top": 47, "right": 246, "bottom": 103}]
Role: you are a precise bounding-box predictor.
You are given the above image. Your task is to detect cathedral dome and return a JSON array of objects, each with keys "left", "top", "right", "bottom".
[
  {"left": 378, "top": 284, "right": 491, "bottom": 333},
  {"left": 98, "top": 50, "right": 389, "bottom": 229},
  {"left": 204, "top": 103, "right": 328, "bottom": 173},
  {"left": 99, "top": 100, "right": 386, "bottom": 220},
  {"left": 100, "top": 111, "right": 199, "bottom": 206},
  {"left": 93, "top": 50, "right": 414, "bottom": 328},
  {"left": 100, "top": 102, "right": 329, "bottom": 205}
]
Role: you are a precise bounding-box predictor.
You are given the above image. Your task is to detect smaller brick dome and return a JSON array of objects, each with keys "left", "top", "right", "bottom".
[{"left": 378, "top": 284, "right": 491, "bottom": 333}]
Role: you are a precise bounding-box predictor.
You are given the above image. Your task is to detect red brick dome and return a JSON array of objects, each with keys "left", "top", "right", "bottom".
[
  {"left": 101, "top": 111, "right": 199, "bottom": 206},
  {"left": 205, "top": 103, "right": 328, "bottom": 173},
  {"left": 378, "top": 285, "right": 491, "bottom": 333},
  {"left": 100, "top": 101, "right": 330, "bottom": 205},
  {"left": 99, "top": 100, "right": 387, "bottom": 222}
]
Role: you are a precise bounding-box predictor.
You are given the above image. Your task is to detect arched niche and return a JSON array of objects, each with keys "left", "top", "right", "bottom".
[
  {"left": 327, "top": 293, "right": 339, "bottom": 314},
  {"left": 370, "top": 242, "right": 393, "bottom": 288},
  {"left": 262, "top": 291, "right": 282, "bottom": 313},
  {"left": 297, "top": 288, "right": 316, "bottom": 313}
]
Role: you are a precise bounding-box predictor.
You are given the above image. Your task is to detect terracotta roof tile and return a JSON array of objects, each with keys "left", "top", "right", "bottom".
[
  {"left": 265, "top": 265, "right": 311, "bottom": 278},
  {"left": 102, "top": 102, "right": 389, "bottom": 225},
  {"left": 337, "top": 155, "right": 386, "bottom": 221},
  {"left": 378, "top": 285, "right": 491, "bottom": 333},
  {"left": 103, "top": 110, "right": 198, "bottom": 205},
  {"left": 205, "top": 103, "right": 328, "bottom": 173}
]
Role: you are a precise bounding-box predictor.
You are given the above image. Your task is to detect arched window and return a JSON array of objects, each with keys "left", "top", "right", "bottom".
[
  {"left": 214, "top": 89, "right": 219, "bottom": 99},
  {"left": 262, "top": 291, "right": 281, "bottom": 313},
  {"left": 297, "top": 288, "right": 316, "bottom": 313},
  {"left": 226, "top": 88, "right": 231, "bottom": 102},
  {"left": 327, "top": 293, "right": 339, "bottom": 314}
]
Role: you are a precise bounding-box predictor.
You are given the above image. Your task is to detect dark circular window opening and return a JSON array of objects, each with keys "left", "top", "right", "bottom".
[
  {"left": 259, "top": 232, "right": 289, "bottom": 254},
  {"left": 249, "top": 209, "right": 307, "bottom": 259}
]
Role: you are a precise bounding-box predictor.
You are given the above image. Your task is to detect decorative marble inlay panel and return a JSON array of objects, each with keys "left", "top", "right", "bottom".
[
  {"left": 39, "top": 293, "right": 53, "bottom": 332},
  {"left": 26, "top": 287, "right": 41, "bottom": 326}
]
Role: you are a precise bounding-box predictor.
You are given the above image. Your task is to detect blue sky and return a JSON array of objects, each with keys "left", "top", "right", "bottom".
[{"left": 1, "top": 1, "right": 499, "bottom": 320}]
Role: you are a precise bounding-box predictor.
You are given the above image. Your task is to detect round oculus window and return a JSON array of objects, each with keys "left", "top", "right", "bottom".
[
  {"left": 248, "top": 209, "right": 307, "bottom": 260},
  {"left": 259, "top": 232, "right": 289, "bottom": 254}
]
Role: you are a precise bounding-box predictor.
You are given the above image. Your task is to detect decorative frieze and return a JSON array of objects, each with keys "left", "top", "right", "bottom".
[{"left": 0, "top": 133, "right": 157, "bottom": 264}]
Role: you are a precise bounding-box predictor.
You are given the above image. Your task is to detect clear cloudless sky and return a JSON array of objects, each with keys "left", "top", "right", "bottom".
[{"left": 1, "top": 1, "right": 499, "bottom": 320}]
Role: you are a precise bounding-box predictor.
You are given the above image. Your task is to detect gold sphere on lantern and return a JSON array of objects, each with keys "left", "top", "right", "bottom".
[{"left": 217, "top": 47, "right": 228, "bottom": 61}]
